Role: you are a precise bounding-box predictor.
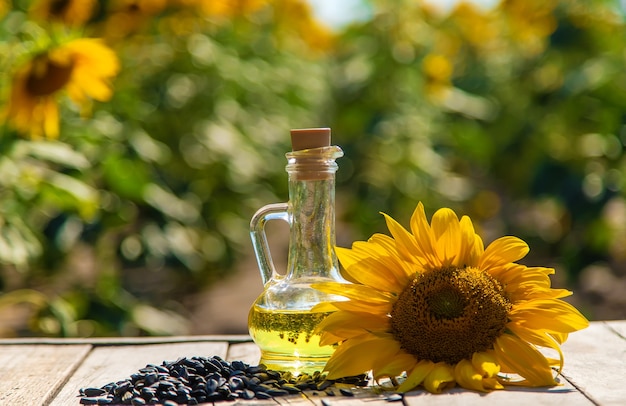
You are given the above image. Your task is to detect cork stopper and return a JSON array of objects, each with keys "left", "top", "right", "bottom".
[{"left": 290, "top": 128, "right": 331, "bottom": 151}]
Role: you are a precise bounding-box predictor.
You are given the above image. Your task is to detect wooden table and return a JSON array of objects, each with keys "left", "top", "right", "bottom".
[{"left": 1, "top": 320, "right": 624, "bottom": 405}]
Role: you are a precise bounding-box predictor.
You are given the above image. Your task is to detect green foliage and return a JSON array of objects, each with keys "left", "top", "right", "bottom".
[
  {"left": 330, "top": 1, "right": 626, "bottom": 289},
  {"left": 1, "top": 0, "right": 625, "bottom": 335}
]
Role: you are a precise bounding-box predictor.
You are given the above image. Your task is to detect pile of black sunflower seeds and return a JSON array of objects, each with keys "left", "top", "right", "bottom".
[{"left": 78, "top": 355, "right": 371, "bottom": 405}]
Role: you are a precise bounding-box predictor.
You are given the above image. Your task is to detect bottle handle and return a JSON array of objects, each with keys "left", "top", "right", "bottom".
[{"left": 249, "top": 203, "right": 289, "bottom": 286}]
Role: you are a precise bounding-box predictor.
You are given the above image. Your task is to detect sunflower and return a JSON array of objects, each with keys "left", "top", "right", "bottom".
[
  {"left": 422, "top": 53, "right": 453, "bottom": 100},
  {"left": 29, "top": 0, "right": 97, "bottom": 26},
  {"left": 0, "top": 0, "right": 8, "bottom": 20},
  {"left": 313, "top": 202, "right": 589, "bottom": 393},
  {"left": 99, "top": 0, "right": 168, "bottom": 40},
  {"left": 4, "top": 38, "right": 119, "bottom": 139},
  {"left": 192, "top": 0, "right": 268, "bottom": 18}
]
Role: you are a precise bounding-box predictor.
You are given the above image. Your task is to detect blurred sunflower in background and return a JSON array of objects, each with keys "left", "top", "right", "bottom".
[
  {"left": 313, "top": 202, "right": 589, "bottom": 393},
  {"left": 29, "top": 0, "right": 97, "bottom": 26},
  {"left": 194, "top": 0, "right": 267, "bottom": 17},
  {"left": 99, "top": 0, "right": 168, "bottom": 40},
  {"left": 0, "top": 0, "right": 8, "bottom": 19},
  {"left": 421, "top": 53, "right": 453, "bottom": 100},
  {"left": 3, "top": 38, "right": 119, "bottom": 139}
]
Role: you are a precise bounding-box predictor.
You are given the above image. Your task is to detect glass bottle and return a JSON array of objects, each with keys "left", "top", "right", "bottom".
[{"left": 248, "top": 128, "right": 347, "bottom": 374}]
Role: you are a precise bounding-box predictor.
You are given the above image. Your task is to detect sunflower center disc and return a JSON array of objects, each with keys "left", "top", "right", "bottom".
[
  {"left": 26, "top": 55, "right": 74, "bottom": 96},
  {"left": 390, "top": 266, "right": 511, "bottom": 365}
]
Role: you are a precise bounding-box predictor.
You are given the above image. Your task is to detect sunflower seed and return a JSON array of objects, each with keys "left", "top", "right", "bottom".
[
  {"left": 81, "top": 388, "right": 106, "bottom": 397},
  {"left": 339, "top": 388, "right": 354, "bottom": 396},
  {"left": 317, "top": 380, "right": 333, "bottom": 390},
  {"left": 132, "top": 397, "right": 146, "bottom": 405},
  {"left": 281, "top": 383, "right": 301, "bottom": 393},
  {"left": 240, "top": 388, "right": 256, "bottom": 399},
  {"left": 78, "top": 355, "right": 370, "bottom": 404},
  {"left": 386, "top": 393, "right": 404, "bottom": 402},
  {"left": 255, "top": 391, "right": 272, "bottom": 399}
]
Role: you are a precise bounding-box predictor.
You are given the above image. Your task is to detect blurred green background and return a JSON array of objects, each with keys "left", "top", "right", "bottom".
[{"left": 0, "top": 0, "right": 625, "bottom": 337}]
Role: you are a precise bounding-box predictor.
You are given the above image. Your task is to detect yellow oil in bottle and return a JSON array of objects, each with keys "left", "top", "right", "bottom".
[{"left": 248, "top": 305, "right": 336, "bottom": 373}]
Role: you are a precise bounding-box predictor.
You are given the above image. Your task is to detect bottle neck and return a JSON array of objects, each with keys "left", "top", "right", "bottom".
[{"left": 285, "top": 166, "right": 339, "bottom": 280}]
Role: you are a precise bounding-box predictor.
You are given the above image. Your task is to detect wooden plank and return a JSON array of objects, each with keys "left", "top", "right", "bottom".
[
  {"left": 605, "top": 319, "right": 626, "bottom": 340},
  {"left": 0, "top": 334, "right": 252, "bottom": 346},
  {"left": 264, "top": 387, "right": 392, "bottom": 406},
  {"left": 0, "top": 344, "right": 91, "bottom": 406},
  {"left": 302, "top": 389, "right": 392, "bottom": 406},
  {"left": 226, "top": 341, "right": 261, "bottom": 365},
  {"left": 559, "top": 321, "right": 626, "bottom": 405},
  {"left": 49, "top": 341, "right": 229, "bottom": 405},
  {"left": 403, "top": 383, "right": 592, "bottom": 406}
]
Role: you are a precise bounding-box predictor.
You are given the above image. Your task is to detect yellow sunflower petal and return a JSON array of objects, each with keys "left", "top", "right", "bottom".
[
  {"left": 315, "top": 311, "right": 389, "bottom": 343},
  {"left": 458, "top": 215, "right": 483, "bottom": 266},
  {"left": 431, "top": 208, "right": 460, "bottom": 240},
  {"left": 336, "top": 243, "right": 409, "bottom": 293},
  {"left": 486, "top": 262, "right": 527, "bottom": 282},
  {"left": 312, "top": 282, "right": 395, "bottom": 303},
  {"left": 509, "top": 299, "right": 590, "bottom": 334},
  {"left": 318, "top": 331, "right": 344, "bottom": 346},
  {"left": 494, "top": 334, "right": 556, "bottom": 386},
  {"left": 454, "top": 358, "right": 487, "bottom": 392},
  {"left": 70, "top": 72, "right": 112, "bottom": 101},
  {"left": 367, "top": 234, "right": 422, "bottom": 278},
  {"left": 311, "top": 302, "right": 339, "bottom": 313},
  {"left": 509, "top": 287, "right": 572, "bottom": 302},
  {"left": 397, "top": 360, "right": 435, "bottom": 392},
  {"left": 550, "top": 331, "right": 569, "bottom": 344},
  {"left": 324, "top": 335, "right": 401, "bottom": 380},
  {"left": 323, "top": 299, "right": 392, "bottom": 314},
  {"left": 409, "top": 202, "right": 441, "bottom": 268},
  {"left": 432, "top": 208, "right": 462, "bottom": 267},
  {"left": 382, "top": 212, "right": 420, "bottom": 262},
  {"left": 473, "top": 351, "right": 505, "bottom": 390},
  {"left": 508, "top": 322, "right": 564, "bottom": 372},
  {"left": 42, "top": 97, "right": 60, "bottom": 139},
  {"left": 372, "top": 351, "right": 417, "bottom": 380},
  {"left": 500, "top": 266, "right": 553, "bottom": 288},
  {"left": 472, "top": 351, "right": 500, "bottom": 378},
  {"left": 483, "top": 377, "right": 504, "bottom": 390},
  {"left": 423, "top": 362, "right": 456, "bottom": 394},
  {"left": 479, "top": 236, "right": 529, "bottom": 269}
]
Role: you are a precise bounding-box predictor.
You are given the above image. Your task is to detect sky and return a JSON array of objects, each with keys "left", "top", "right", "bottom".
[
  {"left": 308, "top": 0, "right": 500, "bottom": 29},
  {"left": 307, "top": 0, "right": 371, "bottom": 28}
]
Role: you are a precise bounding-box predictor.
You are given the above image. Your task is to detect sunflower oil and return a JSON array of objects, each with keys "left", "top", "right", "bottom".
[
  {"left": 248, "top": 305, "right": 336, "bottom": 373},
  {"left": 249, "top": 128, "right": 347, "bottom": 374}
]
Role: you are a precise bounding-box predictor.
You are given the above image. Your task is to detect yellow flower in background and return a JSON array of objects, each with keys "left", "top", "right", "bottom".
[
  {"left": 0, "top": 0, "right": 8, "bottom": 20},
  {"left": 100, "top": 0, "right": 168, "bottom": 40},
  {"left": 271, "top": 0, "right": 334, "bottom": 53},
  {"left": 449, "top": 2, "right": 497, "bottom": 50},
  {"left": 29, "top": 0, "right": 97, "bottom": 26},
  {"left": 192, "top": 0, "right": 333, "bottom": 52},
  {"left": 498, "top": 0, "right": 558, "bottom": 56},
  {"left": 4, "top": 39, "right": 120, "bottom": 139},
  {"left": 422, "top": 53, "right": 453, "bottom": 99},
  {"left": 193, "top": 0, "right": 267, "bottom": 17},
  {"left": 313, "top": 202, "right": 589, "bottom": 393}
]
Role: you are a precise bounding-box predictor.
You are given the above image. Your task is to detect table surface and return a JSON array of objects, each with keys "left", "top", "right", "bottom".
[{"left": 1, "top": 320, "right": 624, "bottom": 406}]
